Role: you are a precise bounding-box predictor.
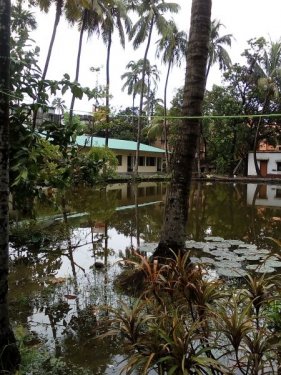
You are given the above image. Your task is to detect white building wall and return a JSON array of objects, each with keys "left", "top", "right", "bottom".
[
  {"left": 248, "top": 152, "right": 281, "bottom": 176},
  {"left": 116, "top": 154, "right": 128, "bottom": 173},
  {"left": 114, "top": 151, "right": 164, "bottom": 173}
]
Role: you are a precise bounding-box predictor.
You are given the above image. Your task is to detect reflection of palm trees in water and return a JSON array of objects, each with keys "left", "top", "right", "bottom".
[
  {"left": 43, "top": 194, "right": 85, "bottom": 356},
  {"left": 134, "top": 183, "right": 140, "bottom": 249}
]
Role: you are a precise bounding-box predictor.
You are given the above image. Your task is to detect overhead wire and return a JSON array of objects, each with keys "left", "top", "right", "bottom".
[{"left": 1, "top": 89, "right": 281, "bottom": 120}]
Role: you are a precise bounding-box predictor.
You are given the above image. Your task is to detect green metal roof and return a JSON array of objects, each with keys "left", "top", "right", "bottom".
[{"left": 76, "top": 135, "right": 165, "bottom": 154}]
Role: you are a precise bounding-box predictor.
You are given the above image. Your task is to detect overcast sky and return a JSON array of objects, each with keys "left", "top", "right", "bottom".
[{"left": 30, "top": 0, "right": 281, "bottom": 114}]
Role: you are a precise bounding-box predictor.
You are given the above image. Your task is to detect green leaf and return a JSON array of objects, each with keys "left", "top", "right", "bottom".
[
  {"left": 62, "top": 85, "right": 68, "bottom": 95},
  {"left": 167, "top": 365, "right": 179, "bottom": 375},
  {"left": 71, "top": 85, "right": 83, "bottom": 99}
]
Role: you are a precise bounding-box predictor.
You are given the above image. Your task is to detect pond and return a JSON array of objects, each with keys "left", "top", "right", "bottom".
[{"left": 9, "top": 181, "right": 281, "bottom": 373}]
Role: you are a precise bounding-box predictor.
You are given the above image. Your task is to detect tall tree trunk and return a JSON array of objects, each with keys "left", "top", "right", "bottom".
[
  {"left": 105, "top": 33, "right": 112, "bottom": 147},
  {"left": 146, "top": 74, "right": 150, "bottom": 126},
  {"left": 0, "top": 0, "right": 21, "bottom": 372},
  {"left": 42, "top": 0, "right": 63, "bottom": 80},
  {"left": 253, "top": 96, "right": 269, "bottom": 177},
  {"left": 132, "top": 92, "right": 136, "bottom": 138},
  {"left": 253, "top": 117, "right": 262, "bottom": 177},
  {"left": 69, "top": 10, "right": 87, "bottom": 121},
  {"left": 163, "top": 59, "right": 172, "bottom": 172},
  {"left": 134, "top": 17, "right": 154, "bottom": 175},
  {"left": 154, "top": 0, "right": 212, "bottom": 257},
  {"left": 32, "top": 0, "right": 63, "bottom": 131}
]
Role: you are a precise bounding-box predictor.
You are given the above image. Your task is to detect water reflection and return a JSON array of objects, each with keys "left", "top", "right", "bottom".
[
  {"left": 187, "top": 182, "right": 281, "bottom": 248},
  {"left": 9, "top": 181, "right": 281, "bottom": 373},
  {"left": 247, "top": 183, "right": 281, "bottom": 207}
]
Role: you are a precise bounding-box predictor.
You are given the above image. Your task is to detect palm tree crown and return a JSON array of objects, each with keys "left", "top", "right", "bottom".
[
  {"left": 128, "top": 0, "right": 179, "bottom": 173},
  {"left": 156, "top": 20, "right": 187, "bottom": 170},
  {"left": 206, "top": 19, "right": 233, "bottom": 79}
]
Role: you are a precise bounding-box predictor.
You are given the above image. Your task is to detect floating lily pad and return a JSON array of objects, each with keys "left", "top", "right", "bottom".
[
  {"left": 246, "top": 265, "right": 259, "bottom": 271},
  {"left": 233, "top": 249, "right": 247, "bottom": 255},
  {"left": 185, "top": 241, "right": 206, "bottom": 250},
  {"left": 214, "top": 260, "right": 242, "bottom": 269},
  {"left": 190, "top": 256, "right": 200, "bottom": 264},
  {"left": 264, "top": 260, "right": 281, "bottom": 268},
  {"left": 216, "top": 243, "right": 233, "bottom": 249},
  {"left": 265, "top": 256, "right": 280, "bottom": 261},
  {"left": 257, "top": 249, "right": 271, "bottom": 255},
  {"left": 202, "top": 245, "right": 212, "bottom": 253},
  {"left": 238, "top": 244, "right": 257, "bottom": 250},
  {"left": 227, "top": 240, "right": 245, "bottom": 246},
  {"left": 246, "top": 264, "right": 275, "bottom": 273},
  {"left": 199, "top": 257, "right": 216, "bottom": 264},
  {"left": 210, "top": 249, "right": 233, "bottom": 258},
  {"left": 204, "top": 236, "right": 225, "bottom": 242},
  {"left": 255, "top": 265, "right": 275, "bottom": 273},
  {"left": 216, "top": 268, "right": 247, "bottom": 277},
  {"left": 245, "top": 255, "right": 264, "bottom": 261},
  {"left": 190, "top": 256, "right": 216, "bottom": 265}
]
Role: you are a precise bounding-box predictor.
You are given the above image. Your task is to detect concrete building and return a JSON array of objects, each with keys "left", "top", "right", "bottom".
[
  {"left": 248, "top": 141, "right": 281, "bottom": 177},
  {"left": 76, "top": 135, "right": 166, "bottom": 174}
]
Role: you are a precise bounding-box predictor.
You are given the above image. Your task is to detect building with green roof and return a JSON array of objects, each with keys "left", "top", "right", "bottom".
[{"left": 76, "top": 135, "right": 166, "bottom": 173}]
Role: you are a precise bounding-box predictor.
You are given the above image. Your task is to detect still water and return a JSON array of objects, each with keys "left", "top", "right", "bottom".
[{"left": 9, "top": 181, "right": 281, "bottom": 373}]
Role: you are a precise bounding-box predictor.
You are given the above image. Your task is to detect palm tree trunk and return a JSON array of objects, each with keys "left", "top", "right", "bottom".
[
  {"left": 0, "top": 0, "right": 21, "bottom": 371},
  {"left": 146, "top": 73, "right": 150, "bottom": 126},
  {"left": 32, "top": 0, "right": 63, "bottom": 131},
  {"left": 42, "top": 0, "right": 63, "bottom": 80},
  {"left": 196, "top": 130, "right": 201, "bottom": 177},
  {"left": 253, "top": 97, "right": 269, "bottom": 177},
  {"left": 154, "top": 0, "right": 212, "bottom": 257},
  {"left": 69, "top": 10, "right": 87, "bottom": 121},
  {"left": 132, "top": 92, "right": 136, "bottom": 138},
  {"left": 253, "top": 117, "right": 262, "bottom": 177},
  {"left": 134, "top": 16, "right": 154, "bottom": 175},
  {"left": 163, "top": 59, "right": 172, "bottom": 172},
  {"left": 105, "top": 33, "right": 112, "bottom": 147}
]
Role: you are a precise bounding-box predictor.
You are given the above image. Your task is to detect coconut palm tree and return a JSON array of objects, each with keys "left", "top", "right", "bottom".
[
  {"left": 128, "top": 0, "right": 179, "bottom": 174},
  {"left": 30, "top": 0, "right": 79, "bottom": 79},
  {"left": 156, "top": 20, "right": 187, "bottom": 170},
  {"left": 52, "top": 97, "right": 66, "bottom": 114},
  {"left": 143, "top": 90, "right": 163, "bottom": 119},
  {"left": 206, "top": 19, "right": 233, "bottom": 80},
  {"left": 154, "top": 0, "right": 211, "bottom": 256},
  {"left": 0, "top": 0, "right": 21, "bottom": 371},
  {"left": 195, "top": 19, "right": 232, "bottom": 176},
  {"left": 121, "top": 59, "right": 144, "bottom": 137},
  {"left": 68, "top": 0, "right": 109, "bottom": 119},
  {"left": 12, "top": 0, "right": 37, "bottom": 37},
  {"left": 143, "top": 62, "right": 160, "bottom": 124},
  {"left": 52, "top": 97, "right": 66, "bottom": 124},
  {"left": 98, "top": 0, "right": 131, "bottom": 146},
  {"left": 30, "top": 0, "right": 78, "bottom": 129},
  {"left": 121, "top": 59, "right": 143, "bottom": 112},
  {"left": 31, "top": 0, "right": 64, "bottom": 80},
  {"left": 252, "top": 39, "right": 281, "bottom": 175}
]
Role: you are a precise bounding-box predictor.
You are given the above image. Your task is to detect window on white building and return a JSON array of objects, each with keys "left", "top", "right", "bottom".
[
  {"left": 146, "top": 157, "right": 156, "bottom": 166},
  {"left": 138, "top": 156, "right": 145, "bottom": 166},
  {"left": 276, "top": 162, "right": 281, "bottom": 171},
  {"left": 276, "top": 189, "right": 281, "bottom": 198}
]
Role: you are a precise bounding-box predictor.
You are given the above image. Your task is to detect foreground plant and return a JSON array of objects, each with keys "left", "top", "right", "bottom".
[{"left": 106, "top": 250, "right": 281, "bottom": 374}]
